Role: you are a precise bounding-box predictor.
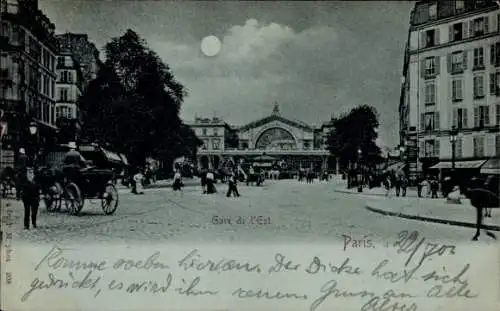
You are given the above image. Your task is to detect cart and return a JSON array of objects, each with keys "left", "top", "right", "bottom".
[
  {"left": 40, "top": 143, "right": 124, "bottom": 215},
  {"left": 63, "top": 166, "right": 119, "bottom": 215}
]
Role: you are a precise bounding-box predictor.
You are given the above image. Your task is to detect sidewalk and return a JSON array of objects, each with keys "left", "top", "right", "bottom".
[
  {"left": 364, "top": 195, "right": 500, "bottom": 231},
  {"left": 335, "top": 186, "right": 423, "bottom": 198}
]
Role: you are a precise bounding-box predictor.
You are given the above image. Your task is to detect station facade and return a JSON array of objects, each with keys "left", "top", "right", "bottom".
[{"left": 187, "top": 103, "right": 338, "bottom": 173}]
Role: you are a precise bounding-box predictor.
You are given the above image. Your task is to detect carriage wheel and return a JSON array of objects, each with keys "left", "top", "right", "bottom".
[
  {"left": 65, "top": 182, "right": 83, "bottom": 215},
  {"left": 45, "top": 182, "right": 63, "bottom": 212},
  {"left": 101, "top": 183, "right": 119, "bottom": 215}
]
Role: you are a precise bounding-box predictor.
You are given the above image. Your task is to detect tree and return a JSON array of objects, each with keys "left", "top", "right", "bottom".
[
  {"left": 326, "top": 105, "right": 382, "bottom": 171},
  {"left": 78, "top": 29, "right": 202, "bottom": 168}
]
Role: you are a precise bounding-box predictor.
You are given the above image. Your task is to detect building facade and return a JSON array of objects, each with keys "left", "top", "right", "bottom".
[
  {"left": 54, "top": 45, "right": 84, "bottom": 122},
  {"left": 400, "top": 0, "right": 500, "bottom": 178},
  {"left": 188, "top": 103, "right": 336, "bottom": 173},
  {"left": 55, "top": 33, "right": 101, "bottom": 89},
  {"left": 1, "top": 0, "right": 58, "bottom": 169}
]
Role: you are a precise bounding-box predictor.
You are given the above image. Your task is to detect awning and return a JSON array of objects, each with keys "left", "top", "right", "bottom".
[
  {"left": 385, "top": 162, "right": 406, "bottom": 172},
  {"left": 253, "top": 155, "right": 276, "bottom": 161},
  {"left": 78, "top": 145, "right": 98, "bottom": 152},
  {"left": 253, "top": 162, "right": 272, "bottom": 168},
  {"left": 429, "top": 160, "right": 486, "bottom": 169},
  {"left": 101, "top": 148, "right": 122, "bottom": 163},
  {"left": 119, "top": 154, "right": 128, "bottom": 166},
  {"left": 480, "top": 158, "right": 500, "bottom": 174}
]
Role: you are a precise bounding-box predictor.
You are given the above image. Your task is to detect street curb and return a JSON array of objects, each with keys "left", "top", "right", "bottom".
[
  {"left": 334, "top": 189, "right": 420, "bottom": 198},
  {"left": 365, "top": 205, "right": 500, "bottom": 231}
]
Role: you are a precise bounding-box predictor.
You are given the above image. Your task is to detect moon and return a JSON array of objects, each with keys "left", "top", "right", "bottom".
[{"left": 201, "top": 35, "right": 221, "bottom": 57}]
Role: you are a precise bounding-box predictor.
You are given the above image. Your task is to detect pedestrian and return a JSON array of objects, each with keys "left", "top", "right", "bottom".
[
  {"left": 400, "top": 175, "right": 408, "bottom": 197},
  {"left": 132, "top": 168, "right": 144, "bottom": 195},
  {"left": 430, "top": 176, "right": 439, "bottom": 198},
  {"left": 172, "top": 169, "right": 183, "bottom": 196},
  {"left": 384, "top": 174, "right": 392, "bottom": 196},
  {"left": 200, "top": 169, "right": 207, "bottom": 194},
  {"left": 417, "top": 176, "right": 423, "bottom": 197},
  {"left": 18, "top": 156, "right": 40, "bottom": 230},
  {"left": 15, "top": 148, "right": 29, "bottom": 200},
  {"left": 395, "top": 176, "right": 401, "bottom": 197},
  {"left": 226, "top": 170, "right": 240, "bottom": 197},
  {"left": 206, "top": 170, "right": 216, "bottom": 194},
  {"left": 420, "top": 176, "right": 430, "bottom": 198}
]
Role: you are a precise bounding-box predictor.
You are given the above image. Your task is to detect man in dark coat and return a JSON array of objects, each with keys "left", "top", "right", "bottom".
[
  {"left": 15, "top": 148, "right": 29, "bottom": 200},
  {"left": 226, "top": 170, "right": 240, "bottom": 197},
  {"left": 16, "top": 150, "right": 40, "bottom": 229},
  {"left": 63, "top": 142, "right": 85, "bottom": 166},
  {"left": 200, "top": 169, "right": 207, "bottom": 194},
  {"left": 63, "top": 142, "right": 85, "bottom": 182}
]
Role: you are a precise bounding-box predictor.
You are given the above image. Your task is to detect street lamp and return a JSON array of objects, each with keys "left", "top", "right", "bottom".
[
  {"left": 449, "top": 126, "right": 458, "bottom": 171},
  {"left": 357, "top": 148, "right": 362, "bottom": 192},
  {"left": 28, "top": 121, "right": 38, "bottom": 167},
  {"left": 399, "top": 145, "right": 406, "bottom": 161},
  {"left": 29, "top": 122, "right": 38, "bottom": 135}
]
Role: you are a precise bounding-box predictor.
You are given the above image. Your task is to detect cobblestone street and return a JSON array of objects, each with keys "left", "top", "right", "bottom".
[{"left": 3, "top": 180, "right": 496, "bottom": 245}]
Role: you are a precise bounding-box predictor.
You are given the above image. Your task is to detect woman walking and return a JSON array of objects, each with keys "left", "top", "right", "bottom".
[
  {"left": 206, "top": 170, "right": 216, "bottom": 194},
  {"left": 172, "top": 169, "right": 183, "bottom": 196}
]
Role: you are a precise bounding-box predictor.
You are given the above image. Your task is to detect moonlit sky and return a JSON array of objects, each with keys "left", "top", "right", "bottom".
[{"left": 39, "top": 1, "right": 414, "bottom": 149}]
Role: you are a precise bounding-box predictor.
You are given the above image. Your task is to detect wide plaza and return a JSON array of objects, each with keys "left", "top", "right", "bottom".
[{"left": 4, "top": 178, "right": 497, "bottom": 246}]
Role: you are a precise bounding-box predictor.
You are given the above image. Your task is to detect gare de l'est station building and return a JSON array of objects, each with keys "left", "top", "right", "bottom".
[{"left": 187, "top": 103, "right": 339, "bottom": 173}]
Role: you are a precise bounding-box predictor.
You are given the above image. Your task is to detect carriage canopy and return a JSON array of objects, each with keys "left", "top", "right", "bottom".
[{"left": 480, "top": 158, "right": 500, "bottom": 175}]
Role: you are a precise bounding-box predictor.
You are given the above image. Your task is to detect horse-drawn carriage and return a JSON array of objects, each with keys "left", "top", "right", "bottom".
[{"left": 39, "top": 144, "right": 123, "bottom": 215}]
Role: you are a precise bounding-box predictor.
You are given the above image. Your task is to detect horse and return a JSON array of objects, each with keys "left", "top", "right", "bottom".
[{"left": 462, "top": 176, "right": 499, "bottom": 241}]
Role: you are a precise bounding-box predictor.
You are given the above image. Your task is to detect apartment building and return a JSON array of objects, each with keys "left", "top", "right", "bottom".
[
  {"left": 54, "top": 45, "right": 84, "bottom": 122},
  {"left": 1, "top": 0, "right": 58, "bottom": 169},
  {"left": 55, "top": 33, "right": 101, "bottom": 89},
  {"left": 0, "top": 0, "right": 57, "bottom": 124},
  {"left": 399, "top": 0, "right": 500, "bottom": 177}
]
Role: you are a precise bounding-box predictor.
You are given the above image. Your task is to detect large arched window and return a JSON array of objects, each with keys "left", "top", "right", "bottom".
[{"left": 255, "top": 127, "right": 297, "bottom": 150}]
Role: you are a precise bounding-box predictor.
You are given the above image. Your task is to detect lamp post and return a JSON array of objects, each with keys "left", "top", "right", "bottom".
[
  {"left": 449, "top": 126, "right": 458, "bottom": 171},
  {"left": 399, "top": 145, "right": 406, "bottom": 160},
  {"left": 28, "top": 121, "right": 38, "bottom": 167},
  {"left": 357, "top": 148, "right": 362, "bottom": 192}
]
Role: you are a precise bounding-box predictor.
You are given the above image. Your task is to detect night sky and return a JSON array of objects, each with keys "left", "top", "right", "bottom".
[{"left": 40, "top": 1, "right": 414, "bottom": 149}]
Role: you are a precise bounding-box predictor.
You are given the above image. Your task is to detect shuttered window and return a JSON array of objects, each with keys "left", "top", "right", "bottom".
[
  {"left": 455, "top": 138, "right": 462, "bottom": 158},
  {"left": 473, "top": 74, "right": 485, "bottom": 98},
  {"left": 473, "top": 136, "right": 485, "bottom": 157},
  {"left": 425, "top": 82, "right": 436, "bottom": 104},
  {"left": 473, "top": 47, "right": 484, "bottom": 69},
  {"left": 496, "top": 135, "right": 500, "bottom": 156},
  {"left": 474, "top": 106, "right": 489, "bottom": 127},
  {"left": 490, "top": 72, "right": 500, "bottom": 95},
  {"left": 486, "top": 135, "right": 495, "bottom": 156},
  {"left": 497, "top": 104, "right": 500, "bottom": 125},
  {"left": 452, "top": 79, "right": 463, "bottom": 100},
  {"left": 491, "top": 43, "right": 500, "bottom": 66},
  {"left": 453, "top": 108, "right": 468, "bottom": 129}
]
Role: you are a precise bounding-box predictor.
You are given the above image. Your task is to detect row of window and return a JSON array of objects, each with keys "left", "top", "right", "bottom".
[
  {"left": 201, "top": 128, "right": 220, "bottom": 136},
  {"left": 58, "top": 87, "right": 79, "bottom": 102},
  {"left": 201, "top": 138, "right": 221, "bottom": 150},
  {"left": 422, "top": 14, "right": 500, "bottom": 49},
  {"left": 416, "top": 1, "right": 496, "bottom": 28},
  {"left": 421, "top": 134, "right": 500, "bottom": 158},
  {"left": 40, "top": 74, "right": 55, "bottom": 98},
  {"left": 55, "top": 105, "right": 75, "bottom": 120},
  {"left": 420, "top": 104, "right": 500, "bottom": 131},
  {"left": 424, "top": 71, "right": 500, "bottom": 105},
  {"left": 59, "top": 70, "right": 74, "bottom": 83},
  {"left": 422, "top": 43, "right": 500, "bottom": 79}
]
